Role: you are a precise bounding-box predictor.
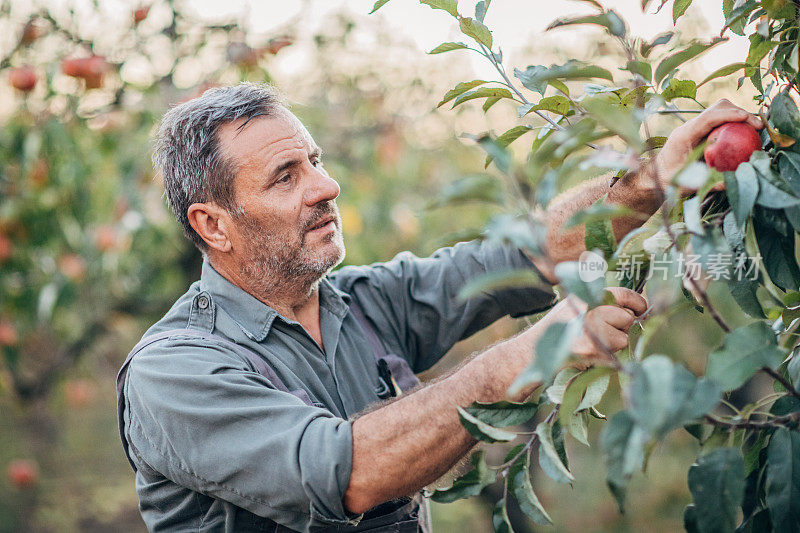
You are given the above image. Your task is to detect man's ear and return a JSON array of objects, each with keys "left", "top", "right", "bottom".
[{"left": 187, "top": 203, "right": 233, "bottom": 252}]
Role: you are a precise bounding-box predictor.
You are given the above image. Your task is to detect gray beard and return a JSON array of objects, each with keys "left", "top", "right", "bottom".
[{"left": 237, "top": 211, "right": 346, "bottom": 301}]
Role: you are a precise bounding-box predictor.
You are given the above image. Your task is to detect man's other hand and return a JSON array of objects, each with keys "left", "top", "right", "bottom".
[{"left": 651, "top": 99, "right": 763, "bottom": 193}]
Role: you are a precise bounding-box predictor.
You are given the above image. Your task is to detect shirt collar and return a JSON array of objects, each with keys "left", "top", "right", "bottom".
[{"left": 199, "top": 258, "right": 350, "bottom": 342}]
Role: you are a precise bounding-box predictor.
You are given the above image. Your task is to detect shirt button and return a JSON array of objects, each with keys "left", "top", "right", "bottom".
[{"left": 197, "top": 295, "right": 209, "bottom": 309}]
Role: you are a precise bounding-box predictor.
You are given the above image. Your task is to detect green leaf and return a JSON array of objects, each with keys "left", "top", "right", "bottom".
[
  {"left": 369, "top": 0, "right": 392, "bottom": 13},
  {"left": 746, "top": 34, "right": 779, "bottom": 73},
  {"left": 546, "top": 10, "right": 626, "bottom": 37},
  {"left": 492, "top": 498, "right": 513, "bottom": 533},
  {"left": 626, "top": 60, "right": 652, "bottom": 82},
  {"left": 484, "top": 125, "right": 533, "bottom": 168},
  {"left": 723, "top": 0, "right": 757, "bottom": 36},
  {"left": 725, "top": 165, "right": 759, "bottom": 228},
  {"left": 554, "top": 261, "right": 607, "bottom": 308},
  {"left": 661, "top": 78, "right": 697, "bottom": 101},
  {"left": 482, "top": 96, "right": 501, "bottom": 112},
  {"left": 584, "top": 197, "right": 618, "bottom": 258},
  {"left": 509, "top": 450, "right": 553, "bottom": 525},
  {"left": 640, "top": 31, "right": 674, "bottom": 58},
  {"left": 518, "top": 95, "right": 572, "bottom": 117},
  {"left": 777, "top": 152, "right": 800, "bottom": 195},
  {"left": 464, "top": 400, "right": 538, "bottom": 427},
  {"left": 576, "top": 372, "right": 611, "bottom": 411},
  {"left": 473, "top": 134, "right": 513, "bottom": 174},
  {"left": 431, "top": 450, "right": 497, "bottom": 503},
  {"left": 560, "top": 367, "right": 612, "bottom": 445},
  {"left": 457, "top": 406, "right": 517, "bottom": 443},
  {"left": 601, "top": 410, "right": 648, "bottom": 512},
  {"left": 474, "top": 0, "right": 490, "bottom": 22},
  {"left": 514, "top": 61, "right": 614, "bottom": 94},
  {"left": 452, "top": 87, "right": 513, "bottom": 108},
  {"left": 581, "top": 96, "right": 643, "bottom": 150},
  {"left": 754, "top": 207, "right": 800, "bottom": 291},
  {"left": 766, "top": 428, "right": 800, "bottom": 531},
  {"left": 751, "top": 152, "right": 800, "bottom": 209},
  {"left": 429, "top": 41, "right": 470, "bottom": 54},
  {"left": 484, "top": 213, "right": 544, "bottom": 255},
  {"left": 770, "top": 91, "right": 800, "bottom": 141},
  {"left": 546, "top": 367, "right": 580, "bottom": 404},
  {"left": 687, "top": 447, "right": 746, "bottom": 533},
  {"left": 431, "top": 174, "right": 502, "bottom": 208},
  {"left": 459, "top": 269, "right": 548, "bottom": 301},
  {"left": 629, "top": 355, "right": 722, "bottom": 439},
  {"left": 437, "top": 80, "right": 487, "bottom": 107},
  {"left": 706, "top": 322, "right": 786, "bottom": 391},
  {"left": 536, "top": 421, "right": 575, "bottom": 483},
  {"left": 420, "top": 0, "right": 459, "bottom": 17},
  {"left": 654, "top": 38, "right": 727, "bottom": 85},
  {"left": 673, "top": 0, "right": 692, "bottom": 23},
  {"left": 698, "top": 62, "right": 747, "bottom": 87},
  {"left": 508, "top": 317, "right": 584, "bottom": 395},
  {"left": 565, "top": 202, "right": 633, "bottom": 229},
  {"left": 458, "top": 16, "right": 492, "bottom": 48}
]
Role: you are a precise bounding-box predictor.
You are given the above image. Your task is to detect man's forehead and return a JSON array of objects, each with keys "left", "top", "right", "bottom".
[{"left": 218, "top": 110, "right": 318, "bottom": 166}]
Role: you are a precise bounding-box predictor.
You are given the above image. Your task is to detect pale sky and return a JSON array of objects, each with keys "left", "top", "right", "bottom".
[{"left": 184, "top": 0, "right": 749, "bottom": 82}]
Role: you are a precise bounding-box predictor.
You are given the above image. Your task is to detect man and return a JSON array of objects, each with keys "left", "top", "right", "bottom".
[{"left": 117, "top": 83, "right": 760, "bottom": 532}]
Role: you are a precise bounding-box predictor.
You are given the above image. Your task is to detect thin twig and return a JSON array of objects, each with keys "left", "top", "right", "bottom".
[
  {"left": 704, "top": 411, "right": 800, "bottom": 429},
  {"left": 761, "top": 366, "right": 800, "bottom": 402}
]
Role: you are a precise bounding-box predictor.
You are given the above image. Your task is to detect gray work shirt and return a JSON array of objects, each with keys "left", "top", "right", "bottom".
[{"left": 121, "top": 239, "right": 556, "bottom": 532}]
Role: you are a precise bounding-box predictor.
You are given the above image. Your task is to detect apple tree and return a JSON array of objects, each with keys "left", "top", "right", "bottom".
[
  {"left": 0, "top": 1, "right": 293, "bottom": 402},
  {"left": 371, "top": 0, "right": 800, "bottom": 531}
]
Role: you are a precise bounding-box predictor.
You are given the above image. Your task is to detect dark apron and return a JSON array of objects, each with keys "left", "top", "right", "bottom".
[{"left": 117, "top": 291, "right": 431, "bottom": 532}]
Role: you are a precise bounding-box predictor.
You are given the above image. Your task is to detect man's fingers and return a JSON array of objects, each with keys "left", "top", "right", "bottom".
[
  {"left": 591, "top": 305, "right": 636, "bottom": 333},
  {"left": 604, "top": 287, "right": 648, "bottom": 316},
  {"left": 698, "top": 99, "right": 762, "bottom": 132}
]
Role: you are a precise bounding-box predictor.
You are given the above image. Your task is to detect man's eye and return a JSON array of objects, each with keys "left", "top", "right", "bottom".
[
  {"left": 312, "top": 159, "right": 322, "bottom": 167},
  {"left": 277, "top": 174, "right": 291, "bottom": 184}
]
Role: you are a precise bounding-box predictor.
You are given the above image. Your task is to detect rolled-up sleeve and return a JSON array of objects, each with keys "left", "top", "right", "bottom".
[
  {"left": 331, "top": 240, "right": 557, "bottom": 373},
  {"left": 123, "top": 337, "right": 359, "bottom": 532}
]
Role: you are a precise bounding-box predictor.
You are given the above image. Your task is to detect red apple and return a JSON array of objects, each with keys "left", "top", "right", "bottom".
[
  {"left": 133, "top": 6, "right": 150, "bottom": 25},
  {"left": 61, "top": 56, "right": 109, "bottom": 88},
  {"left": 266, "top": 36, "right": 293, "bottom": 55},
  {"left": 0, "top": 320, "right": 17, "bottom": 346},
  {"left": 9, "top": 66, "right": 37, "bottom": 92},
  {"left": 0, "top": 233, "right": 12, "bottom": 263},
  {"left": 95, "top": 225, "right": 117, "bottom": 252},
  {"left": 6, "top": 459, "right": 39, "bottom": 489},
  {"left": 64, "top": 379, "right": 95, "bottom": 408},
  {"left": 20, "top": 20, "right": 43, "bottom": 45},
  {"left": 704, "top": 122, "right": 762, "bottom": 172},
  {"left": 58, "top": 253, "right": 87, "bottom": 281}
]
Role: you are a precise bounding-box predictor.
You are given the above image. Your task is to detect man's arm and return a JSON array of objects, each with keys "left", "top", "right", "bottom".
[
  {"left": 343, "top": 287, "right": 647, "bottom": 514},
  {"left": 529, "top": 99, "right": 763, "bottom": 283}
]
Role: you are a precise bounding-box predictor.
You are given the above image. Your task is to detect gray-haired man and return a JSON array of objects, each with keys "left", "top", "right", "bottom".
[{"left": 117, "top": 83, "right": 758, "bottom": 532}]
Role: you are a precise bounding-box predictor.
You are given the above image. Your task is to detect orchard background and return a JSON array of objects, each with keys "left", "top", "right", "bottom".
[{"left": 0, "top": 0, "right": 784, "bottom": 531}]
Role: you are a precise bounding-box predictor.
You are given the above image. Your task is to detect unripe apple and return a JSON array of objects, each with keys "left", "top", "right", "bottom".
[
  {"left": 703, "top": 122, "right": 762, "bottom": 172},
  {"left": 6, "top": 459, "right": 39, "bottom": 489},
  {"left": 9, "top": 66, "right": 37, "bottom": 92}
]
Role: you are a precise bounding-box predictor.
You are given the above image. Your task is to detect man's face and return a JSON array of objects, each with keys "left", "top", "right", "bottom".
[{"left": 217, "top": 108, "right": 345, "bottom": 291}]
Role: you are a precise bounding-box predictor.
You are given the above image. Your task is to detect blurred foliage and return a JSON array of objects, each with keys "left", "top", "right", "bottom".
[{"left": 0, "top": 0, "right": 498, "bottom": 530}]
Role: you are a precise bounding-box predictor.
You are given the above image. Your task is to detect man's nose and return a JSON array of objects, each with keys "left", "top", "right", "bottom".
[{"left": 304, "top": 168, "right": 340, "bottom": 206}]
